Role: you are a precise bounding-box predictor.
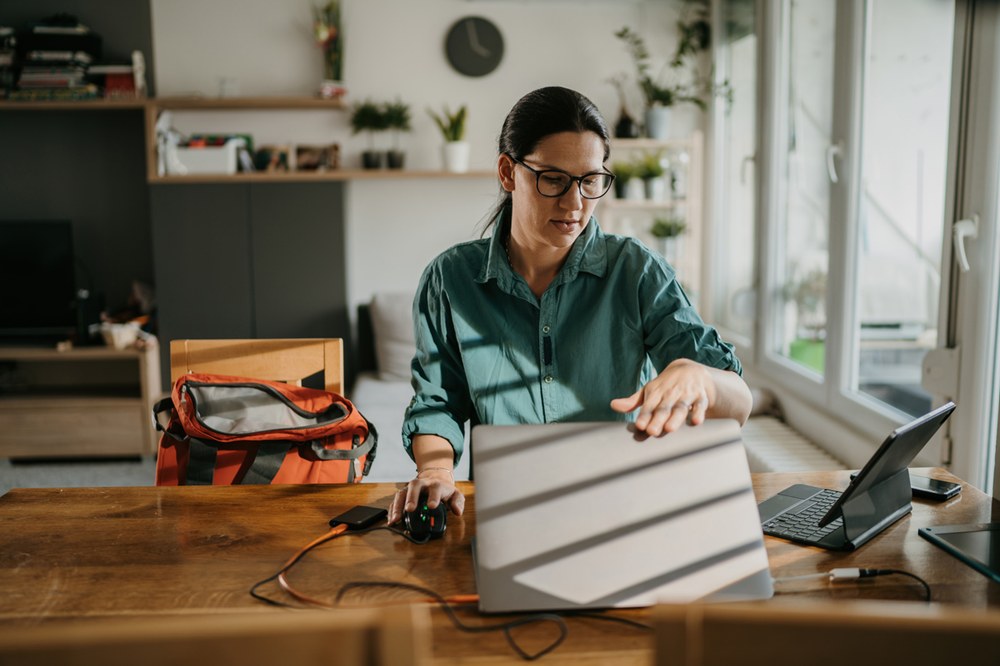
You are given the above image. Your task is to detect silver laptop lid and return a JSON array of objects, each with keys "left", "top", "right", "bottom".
[{"left": 472, "top": 420, "right": 773, "bottom": 613}]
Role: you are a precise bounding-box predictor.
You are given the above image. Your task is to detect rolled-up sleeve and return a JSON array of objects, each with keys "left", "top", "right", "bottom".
[
  {"left": 401, "top": 264, "right": 474, "bottom": 464},
  {"left": 639, "top": 253, "right": 742, "bottom": 376}
]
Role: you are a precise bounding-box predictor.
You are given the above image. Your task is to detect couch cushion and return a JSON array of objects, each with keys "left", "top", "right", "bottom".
[{"left": 370, "top": 292, "right": 416, "bottom": 381}]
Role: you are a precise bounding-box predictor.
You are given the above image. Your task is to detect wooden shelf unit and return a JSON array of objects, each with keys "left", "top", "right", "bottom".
[
  {"left": 599, "top": 131, "right": 705, "bottom": 310},
  {"left": 0, "top": 346, "right": 162, "bottom": 458}
]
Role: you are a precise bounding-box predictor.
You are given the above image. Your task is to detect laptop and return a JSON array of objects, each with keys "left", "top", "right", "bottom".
[
  {"left": 470, "top": 419, "right": 774, "bottom": 613},
  {"left": 758, "top": 401, "right": 956, "bottom": 551}
]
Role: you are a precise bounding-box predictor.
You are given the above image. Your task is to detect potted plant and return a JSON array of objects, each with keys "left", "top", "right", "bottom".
[
  {"left": 650, "top": 215, "right": 687, "bottom": 264},
  {"left": 637, "top": 151, "right": 668, "bottom": 201},
  {"left": 782, "top": 268, "right": 827, "bottom": 373},
  {"left": 350, "top": 99, "right": 389, "bottom": 169},
  {"left": 610, "top": 161, "right": 637, "bottom": 199},
  {"left": 312, "top": 1, "right": 345, "bottom": 99},
  {"left": 428, "top": 104, "right": 468, "bottom": 173},
  {"left": 615, "top": 26, "right": 708, "bottom": 139},
  {"left": 383, "top": 98, "right": 411, "bottom": 169}
]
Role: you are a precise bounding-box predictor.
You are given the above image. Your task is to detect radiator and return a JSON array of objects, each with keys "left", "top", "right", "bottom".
[{"left": 741, "top": 416, "right": 846, "bottom": 472}]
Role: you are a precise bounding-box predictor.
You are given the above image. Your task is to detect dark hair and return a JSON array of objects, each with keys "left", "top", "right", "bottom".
[{"left": 482, "top": 86, "right": 611, "bottom": 236}]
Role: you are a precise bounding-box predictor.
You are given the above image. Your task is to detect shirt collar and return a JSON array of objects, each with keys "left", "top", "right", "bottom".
[{"left": 476, "top": 212, "right": 608, "bottom": 287}]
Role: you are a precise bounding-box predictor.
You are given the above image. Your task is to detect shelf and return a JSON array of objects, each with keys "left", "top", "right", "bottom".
[
  {"left": 148, "top": 169, "right": 497, "bottom": 184},
  {"left": 0, "top": 346, "right": 150, "bottom": 361},
  {"left": 602, "top": 198, "right": 685, "bottom": 210},
  {"left": 154, "top": 95, "right": 347, "bottom": 110},
  {"left": 0, "top": 98, "right": 148, "bottom": 111},
  {"left": 0, "top": 345, "right": 161, "bottom": 458}
]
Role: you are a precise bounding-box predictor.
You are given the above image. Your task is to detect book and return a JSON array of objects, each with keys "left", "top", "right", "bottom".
[
  {"left": 88, "top": 63, "right": 133, "bottom": 75},
  {"left": 27, "top": 49, "right": 93, "bottom": 64},
  {"left": 33, "top": 24, "right": 90, "bottom": 35}
]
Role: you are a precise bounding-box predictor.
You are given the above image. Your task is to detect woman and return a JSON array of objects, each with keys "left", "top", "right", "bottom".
[{"left": 388, "top": 86, "right": 751, "bottom": 524}]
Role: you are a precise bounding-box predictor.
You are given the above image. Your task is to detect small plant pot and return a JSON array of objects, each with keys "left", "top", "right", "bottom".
[
  {"left": 659, "top": 235, "right": 683, "bottom": 266},
  {"left": 386, "top": 150, "right": 405, "bottom": 170},
  {"left": 644, "top": 177, "right": 668, "bottom": 202},
  {"left": 361, "top": 150, "right": 383, "bottom": 170},
  {"left": 442, "top": 141, "right": 470, "bottom": 173},
  {"left": 624, "top": 177, "right": 646, "bottom": 201},
  {"left": 645, "top": 105, "right": 671, "bottom": 140}
]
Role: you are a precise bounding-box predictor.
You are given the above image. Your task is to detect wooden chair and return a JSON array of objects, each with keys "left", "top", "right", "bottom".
[
  {"left": 652, "top": 599, "right": 1000, "bottom": 666},
  {"left": 170, "top": 338, "right": 344, "bottom": 395},
  {"left": 0, "top": 605, "right": 429, "bottom": 666}
]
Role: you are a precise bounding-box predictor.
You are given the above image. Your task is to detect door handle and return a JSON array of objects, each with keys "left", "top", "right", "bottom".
[
  {"left": 953, "top": 214, "right": 979, "bottom": 273},
  {"left": 740, "top": 154, "right": 755, "bottom": 185},
  {"left": 825, "top": 142, "right": 843, "bottom": 184}
]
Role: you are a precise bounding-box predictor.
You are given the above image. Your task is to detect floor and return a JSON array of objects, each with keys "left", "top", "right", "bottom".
[{"left": 0, "top": 456, "right": 156, "bottom": 497}]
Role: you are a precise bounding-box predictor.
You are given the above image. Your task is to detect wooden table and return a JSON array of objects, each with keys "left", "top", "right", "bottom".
[{"left": 1, "top": 468, "right": 998, "bottom": 664}]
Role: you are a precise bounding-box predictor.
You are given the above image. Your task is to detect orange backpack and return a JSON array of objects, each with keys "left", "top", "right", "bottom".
[{"left": 153, "top": 373, "right": 377, "bottom": 485}]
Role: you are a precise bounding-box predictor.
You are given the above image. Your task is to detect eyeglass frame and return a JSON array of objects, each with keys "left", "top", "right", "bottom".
[{"left": 508, "top": 155, "right": 615, "bottom": 200}]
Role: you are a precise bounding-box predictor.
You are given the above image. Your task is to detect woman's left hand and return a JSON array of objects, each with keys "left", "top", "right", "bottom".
[{"left": 609, "top": 358, "right": 716, "bottom": 435}]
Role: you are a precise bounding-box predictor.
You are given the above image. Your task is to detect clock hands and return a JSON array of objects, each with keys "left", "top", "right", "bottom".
[{"left": 465, "top": 19, "right": 492, "bottom": 57}]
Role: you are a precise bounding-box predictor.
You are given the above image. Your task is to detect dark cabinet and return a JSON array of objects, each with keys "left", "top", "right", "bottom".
[{"left": 150, "top": 182, "right": 351, "bottom": 389}]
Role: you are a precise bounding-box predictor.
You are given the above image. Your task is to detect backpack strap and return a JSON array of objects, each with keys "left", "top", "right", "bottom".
[
  {"left": 241, "top": 442, "right": 292, "bottom": 485},
  {"left": 186, "top": 437, "right": 218, "bottom": 485}
]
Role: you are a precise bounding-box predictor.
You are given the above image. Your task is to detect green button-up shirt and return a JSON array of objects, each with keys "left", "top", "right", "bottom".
[{"left": 402, "top": 218, "right": 741, "bottom": 463}]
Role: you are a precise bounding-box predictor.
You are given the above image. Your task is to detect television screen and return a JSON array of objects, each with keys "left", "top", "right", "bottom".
[{"left": 0, "top": 220, "right": 77, "bottom": 338}]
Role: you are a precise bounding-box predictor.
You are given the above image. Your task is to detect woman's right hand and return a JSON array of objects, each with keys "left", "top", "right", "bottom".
[{"left": 387, "top": 467, "right": 466, "bottom": 525}]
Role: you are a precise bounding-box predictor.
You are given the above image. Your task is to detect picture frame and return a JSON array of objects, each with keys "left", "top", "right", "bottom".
[
  {"left": 253, "top": 144, "right": 292, "bottom": 172},
  {"left": 294, "top": 143, "right": 340, "bottom": 171}
]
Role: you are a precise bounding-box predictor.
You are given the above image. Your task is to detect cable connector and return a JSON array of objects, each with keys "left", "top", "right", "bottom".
[{"left": 829, "top": 567, "right": 881, "bottom": 580}]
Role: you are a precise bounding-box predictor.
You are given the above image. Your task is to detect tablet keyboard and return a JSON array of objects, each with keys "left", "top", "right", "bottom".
[{"left": 762, "top": 488, "right": 844, "bottom": 544}]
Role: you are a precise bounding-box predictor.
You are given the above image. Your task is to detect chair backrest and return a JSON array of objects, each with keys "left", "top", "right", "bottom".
[
  {"left": 652, "top": 599, "right": 1000, "bottom": 666},
  {"left": 170, "top": 338, "right": 344, "bottom": 395},
  {"left": 0, "top": 605, "right": 428, "bottom": 666}
]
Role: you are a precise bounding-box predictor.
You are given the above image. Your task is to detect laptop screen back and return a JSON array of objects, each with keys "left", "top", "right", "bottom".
[{"left": 471, "top": 420, "right": 773, "bottom": 613}]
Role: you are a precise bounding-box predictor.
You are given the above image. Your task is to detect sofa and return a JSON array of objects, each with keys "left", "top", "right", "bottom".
[{"left": 350, "top": 292, "right": 471, "bottom": 482}]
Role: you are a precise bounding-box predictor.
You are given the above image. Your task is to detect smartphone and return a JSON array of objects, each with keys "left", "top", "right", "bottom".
[
  {"left": 329, "top": 505, "right": 388, "bottom": 529},
  {"left": 848, "top": 472, "right": 962, "bottom": 501},
  {"left": 910, "top": 474, "right": 962, "bottom": 501}
]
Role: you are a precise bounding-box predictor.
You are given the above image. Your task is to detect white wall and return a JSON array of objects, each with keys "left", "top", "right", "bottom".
[{"left": 150, "top": 0, "right": 690, "bottom": 314}]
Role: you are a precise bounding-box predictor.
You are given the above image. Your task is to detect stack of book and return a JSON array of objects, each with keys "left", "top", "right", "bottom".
[
  {"left": 0, "top": 27, "right": 14, "bottom": 99},
  {"left": 11, "top": 15, "right": 102, "bottom": 101}
]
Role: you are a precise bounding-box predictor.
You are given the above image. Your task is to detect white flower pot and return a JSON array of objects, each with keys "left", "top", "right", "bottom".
[
  {"left": 624, "top": 177, "right": 646, "bottom": 201},
  {"left": 442, "top": 141, "right": 470, "bottom": 173},
  {"left": 644, "top": 177, "right": 668, "bottom": 202},
  {"left": 645, "top": 105, "right": 671, "bottom": 140}
]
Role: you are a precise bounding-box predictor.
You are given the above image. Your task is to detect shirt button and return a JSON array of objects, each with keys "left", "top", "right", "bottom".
[
  {"left": 542, "top": 325, "right": 551, "bottom": 334},
  {"left": 544, "top": 375, "right": 553, "bottom": 383}
]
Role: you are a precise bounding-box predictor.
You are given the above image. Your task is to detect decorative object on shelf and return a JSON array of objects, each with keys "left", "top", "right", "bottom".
[
  {"left": 428, "top": 104, "right": 469, "bottom": 173},
  {"left": 351, "top": 99, "right": 390, "bottom": 169},
  {"left": 445, "top": 16, "right": 504, "bottom": 77},
  {"left": 313, "top": 0, "right": 345, "bottom": 99},
  {"left": 254, "top": 144, "right": 292, "bottom": 172},
  {"left": 638, "top": 152, "right": 669, "bottom": 202},
  {"left": 650, "top": 216, "right": 687, "bottom": 266},
  {"left": 608, "top": 74, "right": 640, "bottom": 139},
  {"left": 671, "top": 148, "right": 690, "bottom": 199},
  {"left": 383, "top": 98, "right": 411, "bottom": 170},
  {"left": 611, "top": 161, "right": 637, "bottom": 199},
  {"left": 295, "top": 143, "right": 339, "bottom": 171}
]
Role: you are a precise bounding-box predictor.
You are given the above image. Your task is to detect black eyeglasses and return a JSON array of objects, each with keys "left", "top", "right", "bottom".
[{"left": 510, "top": 157, "right": 615, "bottom": 199}]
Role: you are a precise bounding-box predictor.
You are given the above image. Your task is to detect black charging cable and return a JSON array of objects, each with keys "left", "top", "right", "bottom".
[
  {"left": 248, "top": 521, "right": 653, "bottom": 660},
  {"left": 774, "top": 567, "right": 932, "bottom": 602}
]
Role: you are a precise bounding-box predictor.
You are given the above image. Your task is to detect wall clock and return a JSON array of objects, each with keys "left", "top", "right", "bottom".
[{"left": 445, "top": 16, "right": 504, "bottom": 77}]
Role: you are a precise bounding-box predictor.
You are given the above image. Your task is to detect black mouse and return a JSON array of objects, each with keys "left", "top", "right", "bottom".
[{"left": 404, "top": 495, "right": 447, "bottom": 541}]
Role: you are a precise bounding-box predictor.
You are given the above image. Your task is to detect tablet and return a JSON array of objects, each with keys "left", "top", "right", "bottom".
[{"left": 918, "top": 523, "right": 1000, "bottom": 584}]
